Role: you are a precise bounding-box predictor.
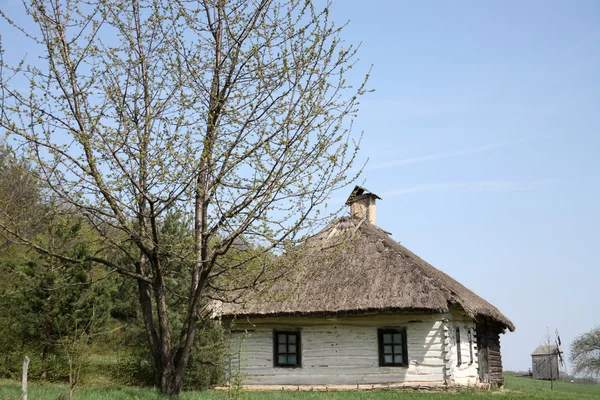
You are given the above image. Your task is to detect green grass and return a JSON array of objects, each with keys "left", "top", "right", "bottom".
[
  {"left": 500, "top": 375, "right": 600, "bottom": 399},
  {"left": 1, "top": 376, "right": 599, "bottom": 399}
]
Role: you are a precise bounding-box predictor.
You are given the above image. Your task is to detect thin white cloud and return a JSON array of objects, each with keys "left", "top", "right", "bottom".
[
  {"left": 367, "top": 143, "right": 504, "bottom": 170},
  {"left": 383, "top": 180, "right": 525, "bottom": 197},
  {"left": 366, "top": 135, "right": 548, "bottom": 172}
]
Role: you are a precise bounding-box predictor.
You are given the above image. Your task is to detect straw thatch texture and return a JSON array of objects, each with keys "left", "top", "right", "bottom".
[{"left": 217, "top": 216, "right": 515, "bottom": 331}]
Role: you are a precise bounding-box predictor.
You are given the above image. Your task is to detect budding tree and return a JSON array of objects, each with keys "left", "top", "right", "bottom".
[
  {"left": 0, "top": 0, "right": 367, "bottom": 395},
  {"left": 571, "top": 327, "right": 600, "bottom": 379}
]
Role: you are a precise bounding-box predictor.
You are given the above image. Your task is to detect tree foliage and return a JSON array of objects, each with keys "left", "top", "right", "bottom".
[
  {"left": 571, "top": 327, "right": 600, "bottom": 378},
  {"left": 0, "top": 142, "right": 42, "bottom": 249},
  {"left": 0, "top": 145, "right": 112, "bottom": 380},
  {"left": 0, "top": 0, "right": 367, "bottom": 394}
]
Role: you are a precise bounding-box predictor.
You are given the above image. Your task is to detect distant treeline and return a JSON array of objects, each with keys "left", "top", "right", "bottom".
[{"left": 504, "top": 370, "right": 598, "bottom": 385}]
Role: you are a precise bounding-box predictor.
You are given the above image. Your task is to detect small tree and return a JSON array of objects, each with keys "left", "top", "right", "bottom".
[
  {"left": 0, "top": 214, "right": 111, "bottom": 380},
  {"left": 0, "top": 0, "right": 368, "bottom": 395},
  {"left": 571, "top": 327, "right": 600, "bottom": 379}
]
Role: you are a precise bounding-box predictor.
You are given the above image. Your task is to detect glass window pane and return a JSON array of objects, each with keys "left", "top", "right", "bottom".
[
  {"left": 288, "top": 334, "right": 296, "bottom": 344},
  {"left": 384, "top": 345, "right": 393, "bottom": 354},
  {"left": 394, "top": 355, "right": 404, "bottom": 364},
  {"left": 278, "top": 355, "right": 288, "bottom": 364},
  {"left": 288, "top": 355, "right": 296, "bottom": 365},
  {"left": 288, "top": 344, "right": 296, "bottom": 354},
  {"left": 393, "top": 333, "right": 402, "bottom": 344},
  {"left": 278, "top": 344, "right": 287, "bottom": 353},
  {"left": 383, "top": 333, "right": 392, "bottom": 344},
  {"left": 278, "top": 334, "right": 287, "bottom": 344},
  {"left": 384, "top": 355, "right": 393, "bottom": 364}
]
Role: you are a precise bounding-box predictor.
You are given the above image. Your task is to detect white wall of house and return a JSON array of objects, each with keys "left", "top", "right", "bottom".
[
  {"left": 225, "top": 312, "right": 480, "bottom": 387},
  {"left": 447, "top": 311, "right": 479, "bottom": 386}
]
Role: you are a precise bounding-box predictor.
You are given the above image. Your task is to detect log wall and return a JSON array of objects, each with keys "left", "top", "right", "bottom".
[{"left": 476, "top": 321, "right": 505, "bottom": 386}]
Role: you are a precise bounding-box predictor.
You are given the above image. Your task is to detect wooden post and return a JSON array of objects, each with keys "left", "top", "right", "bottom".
[
  {"left": 22, "top": 356, "right": 30, "bottom": 400},
  {"left": 550, "top": 357, "right": 554, "bottom": 391}
]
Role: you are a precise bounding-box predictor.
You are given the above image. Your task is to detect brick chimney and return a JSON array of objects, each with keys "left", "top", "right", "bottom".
[{"left": 345, "top": 186, "right": 381, "bottom": 225}]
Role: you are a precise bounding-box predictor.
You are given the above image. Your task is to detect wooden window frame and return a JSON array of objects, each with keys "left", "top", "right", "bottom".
[
  {"left": 378, "top": 328, "right": 408, "bottom": 367},
  {"left": 273, "top": 331, "right": 301, "bottom": 368},
  {"left": 456, "top": 327, "right": 462, "bottom": 366}
]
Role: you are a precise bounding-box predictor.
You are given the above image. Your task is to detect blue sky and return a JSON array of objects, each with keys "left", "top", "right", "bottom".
[
  {"left": 1, "top": 0, "right": 598, "bottom": 374},
  {"left": 326, "top": 0, "right": 600, "bottom": 371}
]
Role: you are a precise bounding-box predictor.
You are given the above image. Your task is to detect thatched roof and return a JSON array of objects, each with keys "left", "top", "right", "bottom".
[{"left": 216, "top": 216, "right": 515, "bottom": 332}]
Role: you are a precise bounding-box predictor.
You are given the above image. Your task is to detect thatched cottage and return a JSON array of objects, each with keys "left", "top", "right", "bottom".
[{"left": 216, "top": 186, "right": 514, "bottom": 389}]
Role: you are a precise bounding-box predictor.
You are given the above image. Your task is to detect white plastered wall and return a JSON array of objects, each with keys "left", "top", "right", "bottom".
[
  {"left": 446, "top": 311, "right": 479, "bottom": 386},
  {"left": 225, "top": 313, "right": 455, "bottom": 387}
]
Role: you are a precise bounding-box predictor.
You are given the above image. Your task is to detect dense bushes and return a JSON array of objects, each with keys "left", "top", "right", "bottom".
[{"left": 0, "top": 263, "right": 225, "bottom": 389}]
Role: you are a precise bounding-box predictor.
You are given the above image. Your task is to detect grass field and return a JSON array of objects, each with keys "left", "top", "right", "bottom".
[{"left": 1, "top": 376, "right": 599, "bottom": 399}]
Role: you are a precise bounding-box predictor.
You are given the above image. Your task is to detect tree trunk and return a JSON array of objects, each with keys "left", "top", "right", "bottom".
[
  {"left": 40, "top": 345, "right": 48, "bottom": 379},
  {"left": 136, "top": 255, "right": 192, "bottom": 397},
  {"left": 159, "top": 365, "right": 184, "bottom": 397},
  {"left": 135, "top": 256, "right": 163, "bottom": 383}
]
